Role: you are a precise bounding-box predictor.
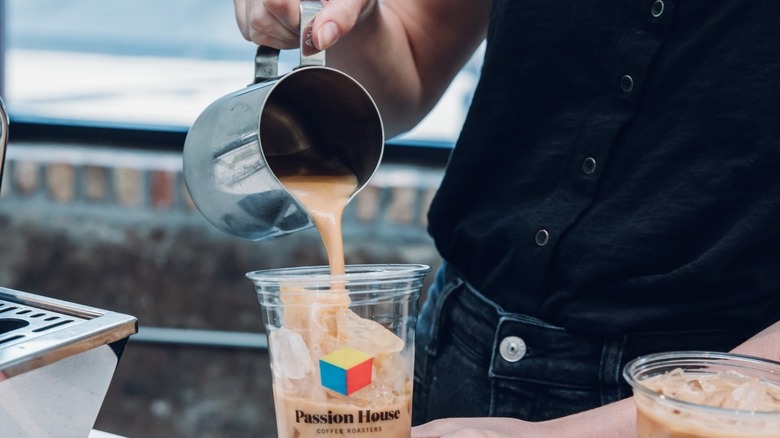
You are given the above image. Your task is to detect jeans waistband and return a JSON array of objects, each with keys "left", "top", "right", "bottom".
[{"left": 446, "top": 279, "right": 751, "bottom": 389}]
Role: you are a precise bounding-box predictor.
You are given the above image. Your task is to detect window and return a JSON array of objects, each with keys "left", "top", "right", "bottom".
[{"left": 3, "top": 0, "right": 481, "bottom": 146}]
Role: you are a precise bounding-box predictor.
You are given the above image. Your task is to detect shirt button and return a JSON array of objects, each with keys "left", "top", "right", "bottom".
[
  {"left": 535, "top": 229, "right": 549, "bottom": 246},
  {"left": 499, "top": 336, "right": 527, "bottom": 363},
  {"left": 620, "top": 75, "right": 634, "bottom": 93},
  {"left": 651, "top": 0, "right": 665, "bottom": 18},
  {"left": 582, "top": 157, "right": 597, "bottom": 175}
]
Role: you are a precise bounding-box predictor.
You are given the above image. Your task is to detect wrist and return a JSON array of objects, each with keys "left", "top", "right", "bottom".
[{"left": 540, "top": 398, "right": 637, "bottom": 438}]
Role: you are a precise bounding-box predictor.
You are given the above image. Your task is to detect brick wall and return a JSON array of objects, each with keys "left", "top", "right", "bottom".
[{"left": 0, "top": 141, "right": 445, "bottom": 438}]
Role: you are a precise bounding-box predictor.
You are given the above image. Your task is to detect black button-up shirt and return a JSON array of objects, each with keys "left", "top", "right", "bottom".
[{"left": 427, "top": 0, "right": 780, "bottom": 336}]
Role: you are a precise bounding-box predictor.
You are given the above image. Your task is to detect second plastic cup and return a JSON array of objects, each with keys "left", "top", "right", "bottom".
[
  {"left": 247, "top": 264, "right": 430, "bottom": 438},
  {"left": 623, "top": 351, "right": 780, "bottom": 438}
]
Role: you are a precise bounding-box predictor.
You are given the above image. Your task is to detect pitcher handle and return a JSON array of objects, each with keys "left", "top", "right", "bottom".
[
  {"left": 253, "top": 0, "right": 325, "bottom": 84},
  {"left": 299, "top": 0, "right": 325, "bottom": 67}
]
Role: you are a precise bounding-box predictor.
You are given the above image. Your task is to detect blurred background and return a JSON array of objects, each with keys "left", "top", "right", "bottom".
[{"left": 0, "top": 1, "right": 481, "bottom": 436}]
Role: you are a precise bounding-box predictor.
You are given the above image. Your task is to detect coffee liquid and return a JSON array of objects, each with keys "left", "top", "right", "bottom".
[
  {"left": 269, "top": 149, "right": 356, "bottom": 275},
  {"left": 267, "top": 150, "right": 413, "bottom": 438},
  {"left": 636, "top": 369, "right": 780, "bottom": 438}
]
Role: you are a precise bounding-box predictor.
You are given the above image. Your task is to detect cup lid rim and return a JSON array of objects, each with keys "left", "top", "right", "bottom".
[{"left": 246, "top": 263, "right": 431, "bottom": 283}]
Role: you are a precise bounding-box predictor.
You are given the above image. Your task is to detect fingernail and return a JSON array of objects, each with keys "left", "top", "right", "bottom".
[{"left": 317, "top": 22, "right": 339, "bottom": 50}]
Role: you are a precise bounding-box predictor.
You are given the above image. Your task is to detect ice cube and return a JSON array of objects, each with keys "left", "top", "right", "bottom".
[
  {"left": 703, "top": 390, "right": 729, "bottom": 408},
  {"left": 269, "top": 327, "right": 314, "bottom": 380},
  {"left": 715, "top": 370, "right": 748, "bottom": 391},
  {"left": 336, "top": 309, "right": 404, "bottom": 356},
  {"left": 723, "top": 377, "right": 780, "bottom": 411},
  {"left": 375, "top": 353, "right": 408, "bottom": 395}
]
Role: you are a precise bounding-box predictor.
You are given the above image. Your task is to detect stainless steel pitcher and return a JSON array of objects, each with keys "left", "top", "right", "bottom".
[{"left": 183, "top": 0, "right": 383, "bottom": 241}]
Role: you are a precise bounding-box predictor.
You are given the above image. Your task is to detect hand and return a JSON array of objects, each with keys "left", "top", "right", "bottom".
[
  {"left": 412, "top": 417, "right": 531, "bottom": 438},
  {"left": 234, "top": 0, "right": 377, "bottom": 51}
]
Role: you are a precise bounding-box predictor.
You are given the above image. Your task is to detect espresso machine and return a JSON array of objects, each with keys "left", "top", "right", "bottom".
[{"left": 0, "top": 98, "right": 138, "bottom": 437}]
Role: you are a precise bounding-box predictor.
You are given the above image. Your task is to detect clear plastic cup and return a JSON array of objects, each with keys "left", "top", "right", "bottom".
[
  {"left": 247, "top": 264, "right": 430, "bottom": 438},
  {"left": 623, "top": 351, "right": 780, "bottom": 438}
]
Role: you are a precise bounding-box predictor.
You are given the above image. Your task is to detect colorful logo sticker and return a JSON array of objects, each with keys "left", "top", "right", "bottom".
[{"left": 319, "top": 346, "right": 374, "bottom": 395}]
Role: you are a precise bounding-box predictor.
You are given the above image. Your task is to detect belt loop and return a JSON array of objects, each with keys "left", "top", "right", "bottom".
[{"left": 598, "top": 336, "right": 627, "bottom": 405}]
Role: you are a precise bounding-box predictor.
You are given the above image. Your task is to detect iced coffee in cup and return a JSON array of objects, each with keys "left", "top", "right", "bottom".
[
  {"left": 247, "top": 264, "right": 429, "bottom": 438},
  {"left": 623, "top": 351, "right": 780, "bottom": 438}
]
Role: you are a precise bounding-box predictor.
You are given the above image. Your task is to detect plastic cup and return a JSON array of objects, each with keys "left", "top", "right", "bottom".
[
  {"left": 623, "top": 351, "right": 780, "bottom": 438},
  {"left": 247, "top": 264, "right": 430, "bottom": 438}
]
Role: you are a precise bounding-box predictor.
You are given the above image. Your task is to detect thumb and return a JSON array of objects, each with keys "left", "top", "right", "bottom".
[{"left": 312, "top": 0, "right": 376, "bottom": 50}]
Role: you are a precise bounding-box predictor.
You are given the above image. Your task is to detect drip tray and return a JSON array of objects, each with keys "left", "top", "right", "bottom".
[{"left": 0, "top": 286, "right": 137, "bottom": 438}]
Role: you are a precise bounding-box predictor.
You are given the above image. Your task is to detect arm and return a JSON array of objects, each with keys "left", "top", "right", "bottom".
[
  {"left": 234, "top": 0, "right": 490, "bottom": 137},
  {"left": 411, "top": 398, "right": 636, "bottom": 438},
  {"left": 729, "top": 319, "right": 780, "bottom": 361},
  {"left": 412, "top": 320, "right": 780, "bottom": 438}
]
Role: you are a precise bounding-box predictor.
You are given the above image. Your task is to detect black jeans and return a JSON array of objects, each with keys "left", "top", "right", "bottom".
[{"left": 412, "top": 262, "right": 752, "bottom": 425}]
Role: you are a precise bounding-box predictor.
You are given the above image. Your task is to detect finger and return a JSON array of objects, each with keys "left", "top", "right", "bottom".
[
  {"left": 234, "top": 0, "right": 250, "bottom": 40},
  {"left": 312, "top": 0, "right": 374, "bottom": 50},
  {"left": 245, "top": 0, "right": 300, "bottom": 47},
  {"left": 253, "top": 34, "right": 300, "bottom": 50},
  {"left": 263, "top": 0, "right": 301, "bottom": 36},
  {"left": 247, "top": 29, "right": 299, "bottom": 49}
]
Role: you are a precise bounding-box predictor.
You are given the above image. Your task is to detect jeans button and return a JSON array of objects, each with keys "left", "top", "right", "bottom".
[
  {"left": 499, "top": 336, "right": 527, "bottom": 363},
  {"left": 582, "top": 157, "right": 597, "bottom": 174},
  {"left": 651, "top": 0, "right": 665, "bottom": 17},
  {"left": 535, "top": 229, "right": 550, "bottom": 246},
  {"left": 620, "top": 74, "right": 634, "bottom": 93}
]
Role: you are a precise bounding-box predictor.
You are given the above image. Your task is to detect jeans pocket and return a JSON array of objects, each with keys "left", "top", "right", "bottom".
[
  {"left": 413, "top": 264, "right": 466, "bottom": 425},
  {"left": 414, "top": 320, "right": 491, "bottom": 424}
]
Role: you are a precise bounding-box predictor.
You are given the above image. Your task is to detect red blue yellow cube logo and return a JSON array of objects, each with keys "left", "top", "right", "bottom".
[{"left": 320, "top": 346, "right": 374, "bottom": 395}]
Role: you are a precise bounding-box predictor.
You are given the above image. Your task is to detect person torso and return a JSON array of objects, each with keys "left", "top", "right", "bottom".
[{"left": 427, "top": 0, "right": 780, "bottom": 335}]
